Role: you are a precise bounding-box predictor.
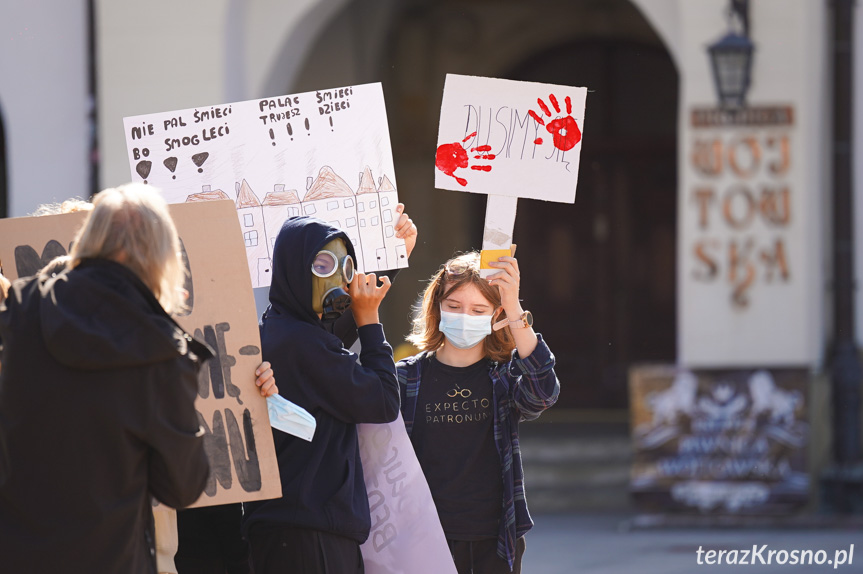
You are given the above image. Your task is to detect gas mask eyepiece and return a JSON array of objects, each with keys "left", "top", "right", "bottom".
[
  {"left": 311, "top": 249, "right": 355, "bottom": 283},
  {"left": 312, "top": 239, "right": 355, "bottom": 321}
]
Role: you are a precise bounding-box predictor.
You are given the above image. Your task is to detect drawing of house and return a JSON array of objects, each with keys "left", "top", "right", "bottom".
[
  {"left": 261, "top": 184, "right": 302, "bottom": 254},
  {"left": 377, "top": 174, "right": 407, "bottom": 267},
  {"left": 301, "top": 166, "right": 365, "bottom": 269},
  {"left": 184, "top": 168, "right": 405, "bottom": 289},
  {"left": 235, "top": 179, "right": 271, "bottom": 286},
  {"left": 355, "top": 166, "right": 387, "bottom": 270}
]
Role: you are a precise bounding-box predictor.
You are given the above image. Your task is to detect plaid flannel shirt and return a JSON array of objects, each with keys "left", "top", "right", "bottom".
[{"left": 397, "top": 334, "right": 559, "bottom": 571}]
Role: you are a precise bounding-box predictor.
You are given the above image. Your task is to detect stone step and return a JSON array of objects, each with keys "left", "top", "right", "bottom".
[
  {"left": 518, "top": 422, "right": 634, "bottom": 512},
  {"left": 520, "top": 436, "right": 632, "bottom": 464}
]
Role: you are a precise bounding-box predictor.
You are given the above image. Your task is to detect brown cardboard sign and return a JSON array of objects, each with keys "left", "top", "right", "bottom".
[
  {"left": 629, "top": 365, "right": 809, "bottom": 514},
  {"left": 0, "top": 200, "right": 281, "bottom": 507}
]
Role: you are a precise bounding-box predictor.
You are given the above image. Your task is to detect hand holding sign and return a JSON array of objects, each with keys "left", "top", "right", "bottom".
[
  {"left": 254, "top": 361, "right": 278, "bottom": 397},
  {"left": 393, "top": 203, "right": 418, "bottom": 257}
]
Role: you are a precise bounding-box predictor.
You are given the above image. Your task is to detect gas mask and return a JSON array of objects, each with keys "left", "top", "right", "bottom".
[{"left": 311, "top": 238, "right": 355, "bottom": 322}]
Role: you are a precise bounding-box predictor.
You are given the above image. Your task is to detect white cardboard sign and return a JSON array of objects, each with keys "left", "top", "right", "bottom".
[
  {"left": 123, "top": 83, "right": 407, "bottom": 288},
  {"left": 434, "top": 74, "right": 586, "bottom": 203},
  {"left": 358, "top": 416, "right": 457, "bottom": 574}
]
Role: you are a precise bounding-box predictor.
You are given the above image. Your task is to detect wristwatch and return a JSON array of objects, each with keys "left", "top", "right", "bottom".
[{"left": 492, "top": 310, "right": 533, "bottom": 332}]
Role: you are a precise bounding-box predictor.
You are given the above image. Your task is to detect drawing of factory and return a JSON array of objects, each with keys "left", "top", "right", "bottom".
[{"left": 186, "top": 165, "right": 407, "bottom": 287}]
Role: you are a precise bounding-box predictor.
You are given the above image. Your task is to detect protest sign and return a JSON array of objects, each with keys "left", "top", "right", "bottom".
[
  {"left": 435, "top": 74, "right": 586, "bottom": 202},
  {"left": 0, "top": 200, "right": 281, "bottom": 507},
  {"left": 123, "top": 83, "right": 408, "bottom": 288},
  {"left": 629, "top": 365, "right": 809, "bottom": 514},
  {"left": 358, "top": 415, "right": 457, "bottom": 574},
  {"left": 434, "top": 74, "right": 587, "bottom": 275}
]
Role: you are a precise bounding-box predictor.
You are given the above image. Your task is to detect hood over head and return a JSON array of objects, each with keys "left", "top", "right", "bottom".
[
  {"left": 267, "top": 216, "right": 356, "bottom": 326},
  {"left": 5, "top": 258, "right": 210, "bottom": 370}
]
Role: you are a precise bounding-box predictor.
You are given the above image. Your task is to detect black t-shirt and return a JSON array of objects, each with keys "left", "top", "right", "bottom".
[{"left": 409, "top": 355, "right": 502, "bottom": 540}]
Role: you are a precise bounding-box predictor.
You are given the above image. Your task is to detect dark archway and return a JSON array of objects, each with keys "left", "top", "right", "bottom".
[
  {"left": 507, "top": 40, "right": 678, "bottom": 409},
  {"left": 288, "top": 0, "right": 679, "bottom": 411}
]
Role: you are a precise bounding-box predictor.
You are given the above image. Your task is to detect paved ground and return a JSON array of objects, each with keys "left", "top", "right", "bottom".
[{"left": 521, "top": 513, "right": 861, "bottom": 573}]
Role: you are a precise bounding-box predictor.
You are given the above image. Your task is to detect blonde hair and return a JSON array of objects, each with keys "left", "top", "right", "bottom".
[
  {"left": 32, "top": 198, "right": 93, "bottom": 216},
  {"left": 70, "top": 184, "right": 186, "bottom": 314},
  {"left": 407, "top": 252, "right": 515, "bottom": 363}
]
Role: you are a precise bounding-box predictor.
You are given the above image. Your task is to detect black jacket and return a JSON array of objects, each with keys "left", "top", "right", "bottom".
[
  {"left": 243, "top": 217, "right": 399, "bottom": 543},
  {"left": 0, "top": 259, "right": 211, "bottom": 574}
]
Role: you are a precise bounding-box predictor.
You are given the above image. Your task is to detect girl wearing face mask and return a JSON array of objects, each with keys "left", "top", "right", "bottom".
[{"left": 398, "top": 251, "right": 559, "bottom": 574}]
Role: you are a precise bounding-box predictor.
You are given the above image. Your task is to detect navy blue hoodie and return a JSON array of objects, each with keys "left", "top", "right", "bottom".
[{"left": 243, "top": 217, "right": 400, "bottom": 543}]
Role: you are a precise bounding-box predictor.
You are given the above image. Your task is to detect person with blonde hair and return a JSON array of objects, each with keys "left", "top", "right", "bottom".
[
  {"left": 0, "top": 183, "right": 212, "bottom": 574},
  {"left": 398, "top": 251, "right": 559, "bottom": 574},
  {"left": 70, "top": 184, "right": 188, "bottom": 313}
]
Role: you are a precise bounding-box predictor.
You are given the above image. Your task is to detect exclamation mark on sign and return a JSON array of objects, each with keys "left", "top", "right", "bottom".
[
  {"left": 329, "top": 117, "right": 333, "bottom": 131},
  {"left": 287, "top": 123, "right": 293, "bottom": 140},
  {"left": 269, "top": 128, "right": 276, "bottom": 146},
  {"left": 304, "top": 118, "right": 310, "bottom": 135},
  {"left": 192, "top": 152, "right": 209, "bottom": 173},
  {"left": 163, "top": 157, "right": 178, "bottom": 179},
  {"left": 136, "top": 161, "right": 152, "bottom": 184}
]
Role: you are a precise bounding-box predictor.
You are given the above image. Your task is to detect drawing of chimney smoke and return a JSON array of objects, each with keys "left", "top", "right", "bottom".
[{"left": 185, "top": 184, "right": 230, "bottom": 202}]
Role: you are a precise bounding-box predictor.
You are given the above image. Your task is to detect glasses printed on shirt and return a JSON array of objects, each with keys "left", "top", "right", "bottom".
[{"left": 447, "top": 386, "right": 472, "bottom": 398}]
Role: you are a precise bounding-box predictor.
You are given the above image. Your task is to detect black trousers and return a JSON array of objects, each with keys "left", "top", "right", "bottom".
[
  {"left": 248, "top": 525, "right": 365, "bottom": 574},
  {"left": 447, "top": 537, "right": 526, "bottom": 574},
  {"left": 175, "top": 504, "right": 252, "bottom": 574}
]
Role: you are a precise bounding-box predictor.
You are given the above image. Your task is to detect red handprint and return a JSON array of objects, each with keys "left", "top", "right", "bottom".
[
  {"left": 435, "top": 131, "right": 495, "bottom": 187},
  {"left": 529, "top": 94, "right": 582, "bottom": 152}
]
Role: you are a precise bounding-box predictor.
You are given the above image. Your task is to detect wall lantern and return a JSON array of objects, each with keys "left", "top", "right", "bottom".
[{"left": 707, "top": 0, "right": 755, "bottom": 108}]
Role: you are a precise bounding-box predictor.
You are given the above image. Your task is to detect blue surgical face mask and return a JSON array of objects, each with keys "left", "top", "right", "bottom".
[
  {"left": 439, "top": 308, "right": 493, "bottom": 350},
  {"left": 267, "top": 394, "right": 316, "bottom": 442}
]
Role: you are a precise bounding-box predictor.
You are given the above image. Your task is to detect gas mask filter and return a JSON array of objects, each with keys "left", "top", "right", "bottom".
[{"left": 311, "top": 238, "right": 355, "bottom": 322}]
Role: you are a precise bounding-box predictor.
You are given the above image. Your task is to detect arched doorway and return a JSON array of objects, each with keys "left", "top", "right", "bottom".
[
  {"left": 283, "top": 0, "right": 678, "bottom": 411},
  {"left": 507, "top": 40, "right": 678, "bottom": 409}
]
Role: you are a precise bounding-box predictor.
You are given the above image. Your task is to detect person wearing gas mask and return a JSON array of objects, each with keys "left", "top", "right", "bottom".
[
  {"left": 399, "top": 251, "right": 559, "bottom": 574},
  {"left": 242, "top": 216, "right": 402, "bottom": 574}
]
